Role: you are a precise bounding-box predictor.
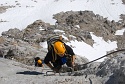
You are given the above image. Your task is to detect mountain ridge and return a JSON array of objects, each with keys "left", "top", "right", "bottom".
[{"left": 0, "top": 0, "right": 125, "bottom": 83}]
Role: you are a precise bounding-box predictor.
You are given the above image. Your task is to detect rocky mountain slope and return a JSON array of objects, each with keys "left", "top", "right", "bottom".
[{"left": 0, "top": 1, "right": 125, "bottom": 83}]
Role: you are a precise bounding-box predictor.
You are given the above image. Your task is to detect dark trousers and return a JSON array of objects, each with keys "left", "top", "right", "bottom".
[{"left": 52, "top": 56, "right": 72, "bottom": 70}]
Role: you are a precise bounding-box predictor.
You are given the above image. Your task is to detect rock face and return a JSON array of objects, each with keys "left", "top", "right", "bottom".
[
  {"left": 122, "top": 0, "right": 125, "bottom": 4},
  {"left": 0, "top": 10, "right": 125, "bottom": 84},
  {"left": 53, "top": 11, "right": 120, "bottom": 41},
  {"left": 96, "top": 53, "right": 125, "bottom": 84},
  {"left": 0, "top": 6, "right": 12, "bottom": 14},
  {"left": 0, "top": 10, "right": 125, "bottom": 65}
]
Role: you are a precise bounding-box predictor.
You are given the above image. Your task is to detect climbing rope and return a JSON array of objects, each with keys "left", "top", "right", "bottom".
[{"left": 80, "top": 49, "right": 125, "bottom": 67}]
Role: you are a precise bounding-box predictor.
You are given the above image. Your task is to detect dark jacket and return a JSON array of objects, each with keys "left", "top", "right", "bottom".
[{"left": 44, "top": 44, "right": 75, "bottom": 67}]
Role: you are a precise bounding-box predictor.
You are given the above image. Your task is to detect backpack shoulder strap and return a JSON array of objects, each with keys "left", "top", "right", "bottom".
[{"left": 46, "top": 35, "right": 62, "bottom": 62}]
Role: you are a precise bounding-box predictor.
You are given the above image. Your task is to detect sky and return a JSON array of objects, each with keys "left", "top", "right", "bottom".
[{"left": 0, "top": 0, "right": 125, "bottom": 62}]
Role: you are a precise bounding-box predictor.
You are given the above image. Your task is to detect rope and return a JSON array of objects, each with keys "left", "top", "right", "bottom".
[{"left": 82, "top": 49, "right": 125, "bottom": 66}]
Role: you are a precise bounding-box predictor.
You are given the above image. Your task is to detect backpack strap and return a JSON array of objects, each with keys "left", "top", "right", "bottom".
[{"left": 51, "top": 45, "right": 57, "bottom": 62}]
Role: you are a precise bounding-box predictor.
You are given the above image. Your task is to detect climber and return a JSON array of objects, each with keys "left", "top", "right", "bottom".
[
  {"left": 44, "top": 37, "right": 76, "bottom": 73},
  {"left": 34, "top": 57, "right": 44, "bottom": 67}
]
